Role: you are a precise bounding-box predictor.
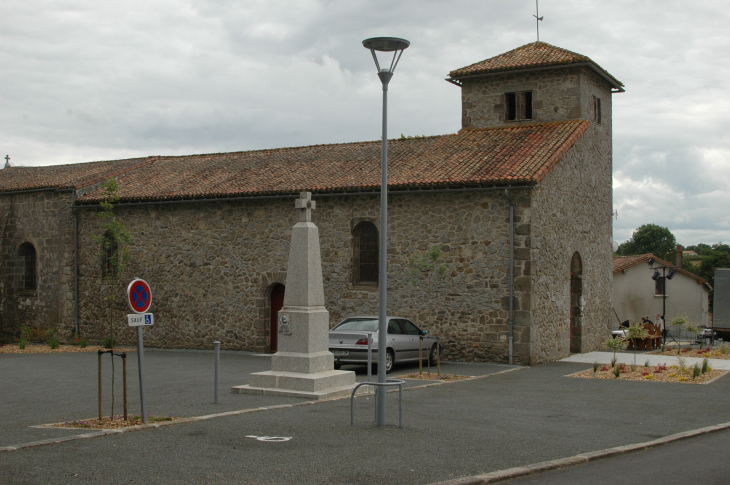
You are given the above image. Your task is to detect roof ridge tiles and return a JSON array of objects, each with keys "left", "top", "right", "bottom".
[{"left": 448, "top": 41, "right": 623, "bottom": 89}]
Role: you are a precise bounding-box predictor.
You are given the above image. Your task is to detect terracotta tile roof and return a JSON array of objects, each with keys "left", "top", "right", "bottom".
[
  {"left": 449, "top": 42, "right": 623, "bottom": 89},
  {"left": 613, "top": 254, "right": 710, "bottom": 287},
  {"left": 0, "top": 157, "right": 158, "bottom": 193},
  {"left": 68, "top": 120, "right": 588, "bottom": 203}
]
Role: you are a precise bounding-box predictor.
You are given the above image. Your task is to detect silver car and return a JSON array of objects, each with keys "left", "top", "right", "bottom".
[{"left": 329, "top": 316, "right": 440, "bottom": 373}]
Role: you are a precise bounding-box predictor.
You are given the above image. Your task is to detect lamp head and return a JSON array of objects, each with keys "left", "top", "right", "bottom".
[
  {"left": 647, "top": 257, "right": 655, "bottom": 266},
  {"left": 667, "top": 268, "right": 677, "bottom": 280},
  {"left": 652, "top": 270, "right": 661, "bottom": 281},
  {"left": 363, "top": 37, "right": 410, "bottom": 84}
]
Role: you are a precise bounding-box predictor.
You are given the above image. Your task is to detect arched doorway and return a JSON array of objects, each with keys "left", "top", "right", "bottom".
[
  {"left": 269, "top": 284, "right": 285, "bottom": 353},
  {"left": 570, "top": 252, "right": 583, "bottom": 354}
]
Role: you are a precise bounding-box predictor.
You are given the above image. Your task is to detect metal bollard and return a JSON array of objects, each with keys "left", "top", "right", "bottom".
[
  {"left": 214, "top": 341, "right": 220, "bottom": 404},
  {"left": 122, "top": 353, "right": 128, "bottom": 420},
  {"left": 419, "top": 335, "right": 423, "bottom": 375},
  {"left": 367, "top": 333, "right": 372, "bottom": 385},
  {"left": 98, "top": 351, "right": 103, "bottom": 421}
]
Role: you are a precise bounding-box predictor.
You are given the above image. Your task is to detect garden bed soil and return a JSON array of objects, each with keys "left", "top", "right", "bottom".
[
  {"left": 650, "top": 348, "right": 730, "bottom": 360},
  {"left": 400, "top": 373, "right": 470, "bottom": 381},
  {"left": 0, "top": 344, "right": 136, "bottom": 354},
  {"left": 570, "top": 364, "right": 727, "bottom": 385},
  {"left": 53, "top": 416, "right": 176, "bottom": 429}
]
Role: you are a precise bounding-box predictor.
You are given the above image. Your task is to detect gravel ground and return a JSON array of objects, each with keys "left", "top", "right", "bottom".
[{"left": 0, "top": 344, "right": 136, "bottom": 354}]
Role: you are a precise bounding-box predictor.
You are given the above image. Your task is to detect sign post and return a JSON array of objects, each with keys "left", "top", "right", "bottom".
[{"left": 127, "top": 278, "right": 153, "bottom": 424}]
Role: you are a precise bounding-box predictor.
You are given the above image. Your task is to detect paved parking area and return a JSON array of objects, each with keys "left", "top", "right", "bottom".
[
  {"left": 2, "top": 350, "right": 730, "bottom": 484},
  {"left": 0, "top": 349, "right": 509, "bottom": 448}
]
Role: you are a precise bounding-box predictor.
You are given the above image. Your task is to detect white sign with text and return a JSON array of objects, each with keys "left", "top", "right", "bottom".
[{"left": 127, "top": 313, "right": 154, "bottom": 327}]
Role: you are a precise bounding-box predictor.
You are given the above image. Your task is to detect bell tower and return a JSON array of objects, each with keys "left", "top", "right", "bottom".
[{"left": 446, "top": 42, "right": 623, "bottom": 131}]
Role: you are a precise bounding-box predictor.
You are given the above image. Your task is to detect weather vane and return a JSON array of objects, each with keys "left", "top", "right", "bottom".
[{"left": 534, "top": 0, "right": 544, "bottom": 42}]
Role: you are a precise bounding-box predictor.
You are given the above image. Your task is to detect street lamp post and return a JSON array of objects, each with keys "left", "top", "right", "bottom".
[
  {"left": 362, "top": 37, "right": 409, "bottom": 427},
  {"left": 648, "top": 258, "right": 677, "bottom": 346}
]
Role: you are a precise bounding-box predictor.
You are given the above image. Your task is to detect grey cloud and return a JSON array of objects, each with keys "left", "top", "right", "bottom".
[{"left": 1, "top": 0, "right": 729, "bottom": 243}]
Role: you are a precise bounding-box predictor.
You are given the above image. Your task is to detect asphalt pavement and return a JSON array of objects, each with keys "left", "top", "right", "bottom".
[
  {"left": 504, "top": 428, "right": 730, "bottom": 485},
  {"left": 2, "top": 350, "right": 730, "bottom": 484}
]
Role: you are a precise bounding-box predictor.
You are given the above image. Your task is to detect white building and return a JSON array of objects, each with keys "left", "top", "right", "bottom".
[{"left": 613, "top": 254, "right": 711, "bottom": 334}]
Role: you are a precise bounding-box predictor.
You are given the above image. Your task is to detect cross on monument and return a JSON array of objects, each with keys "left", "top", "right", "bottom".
[
  {"left": 295, "top": 192, "right": 316, "bottom": 222},
  {"left": 4, "top": 155, "right": 10, "bottom": 169}
]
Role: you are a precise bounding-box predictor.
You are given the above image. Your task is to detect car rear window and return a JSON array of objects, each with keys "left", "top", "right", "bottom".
[{"left": 333, "top": 319, "right": 379, "bottom": 331}]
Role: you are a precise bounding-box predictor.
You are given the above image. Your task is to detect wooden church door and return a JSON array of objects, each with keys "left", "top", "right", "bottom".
[{"left": 270, "top": 284, "right": 285, "bottom": 353}]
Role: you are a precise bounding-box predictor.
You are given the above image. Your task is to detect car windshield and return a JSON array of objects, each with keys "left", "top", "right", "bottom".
[{"left": 333, "top": 319, "right": 379, "bottom": 332}]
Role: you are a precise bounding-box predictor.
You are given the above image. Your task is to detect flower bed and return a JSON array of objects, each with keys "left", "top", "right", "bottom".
[
  {"left": 400, "top": 373, "right": 470, "bottom": 381},
  {"left": 0, "top": 344, "right": 136, "bottom": 354},
  {"left": 571, "top": 363, "right": 726, "bottom": 384},
  {"left": 651, "top": 347, "right": 730, "bottom": 360},
  {"left": 53, "top": 415, "right": 175, "bottom": 429}
]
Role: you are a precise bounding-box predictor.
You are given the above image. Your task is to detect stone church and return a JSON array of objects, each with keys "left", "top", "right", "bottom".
[{"left": 0, "top": 42, "right": 623, "bottom": 365}]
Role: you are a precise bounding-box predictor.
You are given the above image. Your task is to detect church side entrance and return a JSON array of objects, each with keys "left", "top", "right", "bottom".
[
  {"left": 269, "top": 284, "right": 285, "bottom": 353},
  {"left": 570, "top": 252, "right": 583, "bottom": 354}
]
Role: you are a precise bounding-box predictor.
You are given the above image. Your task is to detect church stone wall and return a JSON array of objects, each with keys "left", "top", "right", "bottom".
[
  {"left": 528, "top": 127, "right": 614, "bottom": 364},
  {"left": 76, "top": 190, "right": 532, "bottom": 364},
  {"left": 0, "top": 190, "right": 76, "bottom": 343}
]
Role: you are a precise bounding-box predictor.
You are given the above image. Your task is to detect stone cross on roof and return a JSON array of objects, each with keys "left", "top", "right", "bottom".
[
  {"left": 295, "top": 192, "right": 316, "bottom": 222},
  {"left": 4, "top": 155, "right": 9, "bottom": 169}
]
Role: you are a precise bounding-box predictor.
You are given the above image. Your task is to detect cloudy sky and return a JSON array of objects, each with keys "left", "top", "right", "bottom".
[{"left": 2, "top": 0, "right": 728, "bottom": 245}]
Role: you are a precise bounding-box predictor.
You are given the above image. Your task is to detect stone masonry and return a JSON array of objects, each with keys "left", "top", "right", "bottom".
[
  {"left": 0, "top": 190, "right": 76, "bottom": 343},
  {"left": 75, "top": 189, "right": 532, "bottom": 364}
]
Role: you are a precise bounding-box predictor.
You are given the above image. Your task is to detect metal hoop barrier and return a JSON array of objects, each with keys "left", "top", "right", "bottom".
[{"left": 350, "top": 379, "right": 405, "bottom": 428}]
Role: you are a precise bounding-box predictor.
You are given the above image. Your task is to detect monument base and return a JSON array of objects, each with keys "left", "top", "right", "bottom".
[{"left": 232, "top": 369, "right": 357, "bottom": 400}]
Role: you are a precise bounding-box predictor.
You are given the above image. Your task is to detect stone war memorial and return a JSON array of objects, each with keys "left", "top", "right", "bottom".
[
  {"left": 0, "top": 41, "right": 623, "bottom": 366},
  {"left": 232, "top": 193, "right": 356, "bottom": 398}
]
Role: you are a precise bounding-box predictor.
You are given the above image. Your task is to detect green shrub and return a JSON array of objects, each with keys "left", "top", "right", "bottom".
[
  {"left": 79, "top": 339, "right": 89, "bottom": 348},
  {"left": 593, "top": 361, "right": 599, "bottom": 374},
  {"left": 47, "top": 328, "right": 60, "bottom": 349},
  {"left": 702, "top": 357, "right": 709, "bottom": 374},
  {"left": 102, "top": 336, "right": 117, "bottom": 349},
  {"left": 18, "top": 338, "right": 27, "bottom": 350},
  {"left": 613, "top": 365, "right": 621, "bottom": 378},
  {"left": 677, "top": 356, "right": 688, "bottom": 373},
  {"left": 693, "top": 363, "right": 701, "bottom": 379},
  {"left": 20, "top": 324, "right": 32, "bottom": 342}
]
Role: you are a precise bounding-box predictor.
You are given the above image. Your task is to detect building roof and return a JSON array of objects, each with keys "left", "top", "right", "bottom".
[
  {"left": 0, "top": 157, "right": 158, "bottom": 193},
  {"left": 448, "top": 42, "right": 623, "bottom": 91},
  {"left": 0, "top": 120, "right": 588, "bottom": 203},
  {"left": 613, "top": 254, "right": 711, "bottom": 288}
]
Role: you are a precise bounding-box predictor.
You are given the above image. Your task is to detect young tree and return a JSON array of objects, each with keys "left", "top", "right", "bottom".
[
  {"left": 91, "top": 178, "right": 132, "bottom": 419},
  {"left": 625, "top": 323, "right": 649, "bottom": 366},
  {"left": 668, "top": 313, "right": 688, "bottom": 352},
  {"left": 602, "top": 335, "right": 627, "bottom": 367},
  {"left": 408, "top": 245, "right": 448, "bottom": 328}
]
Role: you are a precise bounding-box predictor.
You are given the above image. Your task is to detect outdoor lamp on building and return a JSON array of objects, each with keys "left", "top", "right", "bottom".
[{"left": 362, "top": 36, "right": 409, "bottom": 428}]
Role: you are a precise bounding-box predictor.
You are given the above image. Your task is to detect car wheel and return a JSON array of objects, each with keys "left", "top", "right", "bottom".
[
  {"left": 429, "top": 344, "right": 439, "bottom": 366},
  {"left": 334, "top": 361, "right": 342, "bottom": 370},
  {"left": 385, "top": 349, "right": 394, "bottom": 374}
]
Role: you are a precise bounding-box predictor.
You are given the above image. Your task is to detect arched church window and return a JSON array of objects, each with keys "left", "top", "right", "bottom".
[
  {"left": 18, "top": 242, "right": 37, "bottom": 292},
  {"left": 353, "top": 223, "right": 378, "bottom": 284},
  {"left": 101, "top": 231, "right": 119, "bottom": 278}
]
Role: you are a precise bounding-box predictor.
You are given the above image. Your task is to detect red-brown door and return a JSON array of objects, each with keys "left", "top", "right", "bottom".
[{"left": 270, "top": 284, "right": 285, "bottom": 353}]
